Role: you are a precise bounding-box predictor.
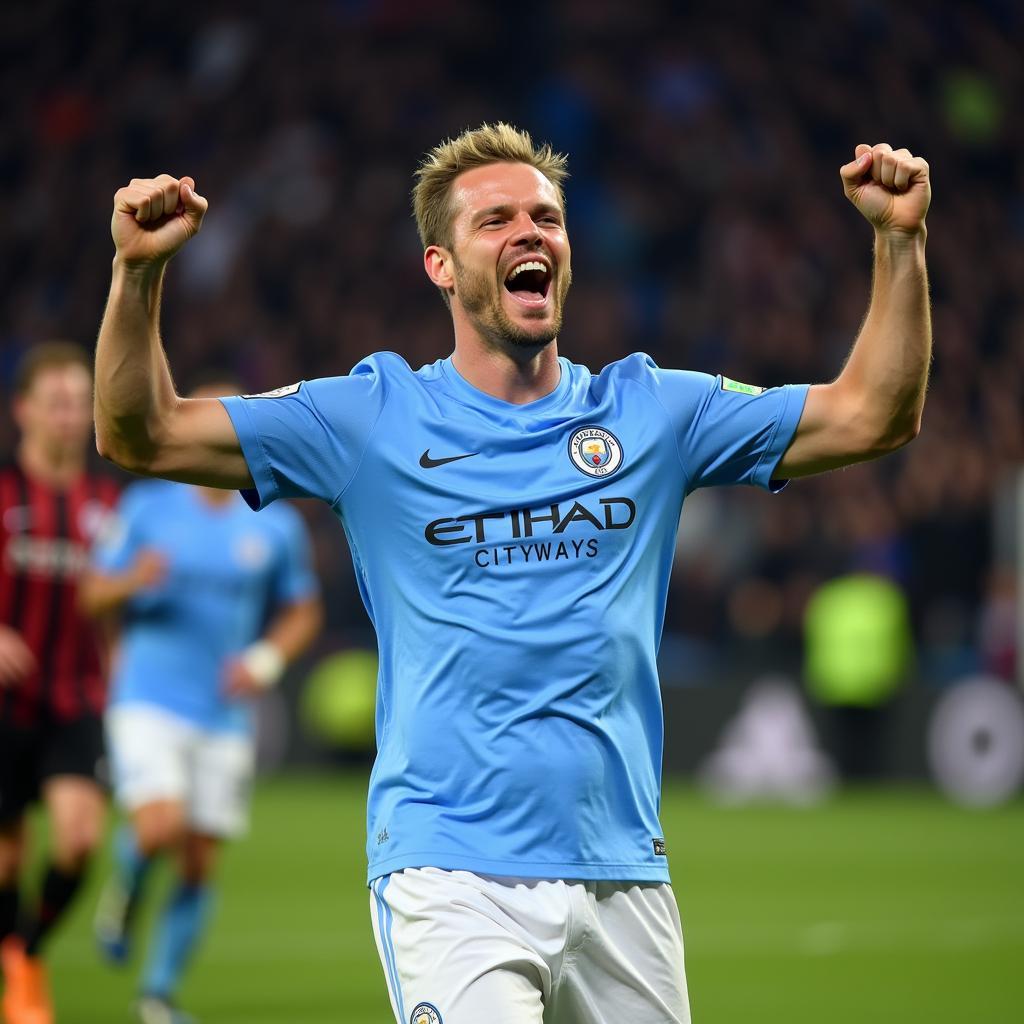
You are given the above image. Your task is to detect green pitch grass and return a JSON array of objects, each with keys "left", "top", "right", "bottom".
[{"left": 38, "top": 776, "right": 1023, "bottom": 1023}]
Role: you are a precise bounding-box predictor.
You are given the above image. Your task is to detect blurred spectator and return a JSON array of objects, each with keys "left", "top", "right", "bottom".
[
  {"left": 804, "top": 574, "right": 914, "bottom": 779},
  {"left": 0, "top": 0, "right": 1019, "bottom": 680}
]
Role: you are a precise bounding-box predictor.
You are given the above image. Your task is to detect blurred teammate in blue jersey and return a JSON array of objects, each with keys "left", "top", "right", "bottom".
[
  {"left": 81, "top": 382, "right": 322, "bottom": 1024},
  {"left": 93, "top": 126, "right": 931, "bottom": 1023}
]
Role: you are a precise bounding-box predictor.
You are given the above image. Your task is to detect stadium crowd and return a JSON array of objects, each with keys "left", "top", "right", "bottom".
[{"left": 1, "top": 0, "right": 1020, "bottom": 684}]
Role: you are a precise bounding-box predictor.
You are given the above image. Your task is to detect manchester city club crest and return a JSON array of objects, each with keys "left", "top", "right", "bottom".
[
  {"left": 567, "top": 425, "right": 624, "bottom": 478},
  {"left": 410, "top": 1003, "right": 442, "bottom": 1024},
  {"left": 234, "top": 533, "right": 270, "bottom": 569}
]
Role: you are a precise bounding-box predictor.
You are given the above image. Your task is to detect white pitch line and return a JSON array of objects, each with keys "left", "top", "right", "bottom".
[
  {"left": 53, "top": 931, "right": 371, "bottom": 967},
  {"left": 53, "top": 915, "right": 1024, "bottom": 970},
  {"left": 687, "top": 916, "right": 1024, "bottom": 956}
]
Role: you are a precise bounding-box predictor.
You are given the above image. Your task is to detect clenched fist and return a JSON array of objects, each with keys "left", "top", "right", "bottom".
[
  {"left": 111, "top": 174, "right": 208, "bottom": 267},
  {"left": 840, "top": 144, "right": 930, "bottom": 236}
]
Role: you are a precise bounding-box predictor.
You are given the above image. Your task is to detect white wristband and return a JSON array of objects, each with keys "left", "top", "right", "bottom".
[{"left": 240, "top": 640, "right": 285, "bottom": 689}]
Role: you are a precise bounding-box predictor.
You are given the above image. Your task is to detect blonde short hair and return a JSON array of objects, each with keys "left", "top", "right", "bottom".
[{"left": 412, "top": 122, "right": 569, "bottom": 252}]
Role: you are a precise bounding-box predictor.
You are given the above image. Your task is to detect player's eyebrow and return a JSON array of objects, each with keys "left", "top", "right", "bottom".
[
  {"left": 473, "top": 202, "right": 563, "bottom": 224},
  {"left": 532, "top": 203, "right": 563, "bottom": 220}
]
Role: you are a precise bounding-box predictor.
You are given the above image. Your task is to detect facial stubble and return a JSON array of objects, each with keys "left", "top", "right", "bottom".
[{"left": 452, "top": 254, "right": 571, "bottom": 359}]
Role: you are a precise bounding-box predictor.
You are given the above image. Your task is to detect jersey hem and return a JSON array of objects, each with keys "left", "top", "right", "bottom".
[
  {"left": 106, "top": 698, "right": 251, "bottom": 737},
  {"left": 366, "top": 853, "right": 671, "bottom": 886},
  {"left": 219, "top": 397, "right": 278, "bottom": 509},
  {"left": 754, "top": 382, "right": 810, "bottom": 491}
]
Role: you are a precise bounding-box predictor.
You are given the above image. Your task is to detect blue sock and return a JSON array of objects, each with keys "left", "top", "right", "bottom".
[
  {"left": 142, "top": 882, "right": 214, "bottom": 999},
  {"left": 115, "top": 824, "right": 153, "bottom": 898}
]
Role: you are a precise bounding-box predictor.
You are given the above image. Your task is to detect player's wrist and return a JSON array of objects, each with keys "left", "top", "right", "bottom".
[
  {"left": 873, "top": 224, "right": 927, "bottom": 252},
  {"left": 111, "top": 254, "right": 169, "bottom": 288},
  {"left": 240, "top": 640, "right": 286, "bottom": 689}
]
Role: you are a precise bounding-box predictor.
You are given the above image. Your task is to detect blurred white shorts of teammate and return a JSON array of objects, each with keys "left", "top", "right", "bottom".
[
  {"left": 106, "top": 703, "right": 254, "bottom": 838},
  {"left": 370, "top": 866, "right": 690, "bottom": 1024}
]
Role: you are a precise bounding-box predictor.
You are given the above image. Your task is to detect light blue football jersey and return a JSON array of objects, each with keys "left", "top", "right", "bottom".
[
  {"left": 95, "top": 481, "right": 318, "bottom": 734},
  {"left": 221, "top": 353, "right": 808, "bottom": 882}
]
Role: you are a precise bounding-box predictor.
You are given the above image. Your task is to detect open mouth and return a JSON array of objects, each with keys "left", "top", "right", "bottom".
[{"left": 504, "top": 259, "right": 552, "bottom": 307}]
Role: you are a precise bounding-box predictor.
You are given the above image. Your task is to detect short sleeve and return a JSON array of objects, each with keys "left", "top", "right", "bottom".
[
  {"left": 651, "top": 367, "right": 809, "bottom": 492},
  {"left": 92, "top": 485, "right": 148, "bottom": 573},
  {"left": 270, "top": 506, "right": 320, "bottom": 606},
  {"left": 219, "top": 364, "right": 388, "bottom": 510}
]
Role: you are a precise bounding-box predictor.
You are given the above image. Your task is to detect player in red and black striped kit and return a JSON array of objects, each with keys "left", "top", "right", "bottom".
[{"left": 0, "top": 343, "right": 119, "bottom": 1024}]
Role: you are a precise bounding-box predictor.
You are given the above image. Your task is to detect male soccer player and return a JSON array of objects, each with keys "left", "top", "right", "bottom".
[
  {"left": 81, "top": 382, "right": 323, "bottom": 1024},
  {"left": 92, "top": 126, "right": 931, "bottom": 1023},
  {"left": 1, "top": 343, "right": 120, "bottom": 1024}
]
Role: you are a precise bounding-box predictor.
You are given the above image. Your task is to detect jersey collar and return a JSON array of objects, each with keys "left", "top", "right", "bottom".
[{"left": 439, "top": 356, "right": 572, "bottom": 417}]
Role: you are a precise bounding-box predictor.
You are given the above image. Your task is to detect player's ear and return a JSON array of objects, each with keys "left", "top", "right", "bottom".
[{"left": 424, "top": 245, "right": 455, "bottom": 292}]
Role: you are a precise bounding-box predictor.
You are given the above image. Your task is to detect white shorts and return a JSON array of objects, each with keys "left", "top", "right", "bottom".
[
  {"left": 369, "top": 867, "right": 690, "bottom": 1024},
  {"left": 106, "top": 704, "right": 254, "bottom": 838}
]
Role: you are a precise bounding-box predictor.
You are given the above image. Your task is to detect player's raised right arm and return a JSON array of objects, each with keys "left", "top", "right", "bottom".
[{"left": 95, "top": 175, "right": 253, "bottom": 489}]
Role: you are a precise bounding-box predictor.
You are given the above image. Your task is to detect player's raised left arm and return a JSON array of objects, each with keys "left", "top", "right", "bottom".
[
  {"left": 776, "top": 143, "right": 931, "bottom": 478},
  {"left": 95, "top": 175, "right": 253, "bottom": 488}
]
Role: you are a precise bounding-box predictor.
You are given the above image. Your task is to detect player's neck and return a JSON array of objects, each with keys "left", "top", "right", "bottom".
[
  {"left": 195, "top": 486, "right": 235, "bottom": 508},
  {"left": 17, "top": 437, "right": 85, "bottom": 490},
  {"left": 451, "top": 339, "right": 561, "bottom": 406}
]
